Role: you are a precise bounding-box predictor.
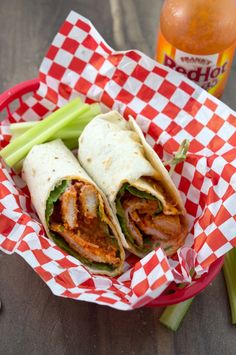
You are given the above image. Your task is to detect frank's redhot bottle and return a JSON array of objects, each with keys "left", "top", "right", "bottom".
[{"left": 156, "top": 0, "right": 236, "bottom": 97}]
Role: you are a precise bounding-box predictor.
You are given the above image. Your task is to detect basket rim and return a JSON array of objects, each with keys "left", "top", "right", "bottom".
[
  {"left": 147, "top": 255, "right": 224, "bottom": 307},
  {"left": 0, "top": 78, "right": 225, "bottom": 307}
]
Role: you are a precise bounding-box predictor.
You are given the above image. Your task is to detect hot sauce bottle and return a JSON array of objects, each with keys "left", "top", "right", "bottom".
[{"left": 156, "top": 0, "right": 236, "bottom": 97}]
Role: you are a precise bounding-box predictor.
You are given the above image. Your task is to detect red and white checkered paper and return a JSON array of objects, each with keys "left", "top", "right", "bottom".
[{"left": 1, "top": 11, "right": 236, "bottom": 310}]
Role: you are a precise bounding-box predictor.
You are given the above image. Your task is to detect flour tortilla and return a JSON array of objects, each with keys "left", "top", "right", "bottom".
[
  {"left": 22, "top": 139, "right": 125, "bottom": 276},
  {"left": 78, "top": 111, "right": 188, "bottom": 256}
]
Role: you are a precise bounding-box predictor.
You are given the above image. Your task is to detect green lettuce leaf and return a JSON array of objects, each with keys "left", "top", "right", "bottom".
[
  {"left": 116, "top": 183, "right": 162, "bottom": 215},
  {"left": 126, "top": 185, "right": 157, "bottom": 200},
  {"left": 115, "top": 183, "right": 162, "bottom": 252},
  {"left": 163, "top": 139, "right": 189, "bottom": 176},
  {"left": 45, "top": 180, "right": 68, "bottom": 224},
  {"left": 50, "top": 232, "right": 115, "bottom": 271}
]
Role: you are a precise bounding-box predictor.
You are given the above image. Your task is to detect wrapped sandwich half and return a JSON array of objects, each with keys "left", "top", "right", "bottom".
[
  {"left": 22, "top": 139, "right": 125, "bottom": 276},
  {"left": 78, "top": 111, "right": 188, "bottom": 258}
]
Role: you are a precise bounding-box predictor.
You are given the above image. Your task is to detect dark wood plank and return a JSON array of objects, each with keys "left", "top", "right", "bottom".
[{"left": 0, "top": 1, "right": 236, "bottom": 354}]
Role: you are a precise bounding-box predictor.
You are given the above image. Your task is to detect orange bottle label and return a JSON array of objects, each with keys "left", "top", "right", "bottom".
[{"left": 156, "top": 30, "right": 236, "bottom": 97}]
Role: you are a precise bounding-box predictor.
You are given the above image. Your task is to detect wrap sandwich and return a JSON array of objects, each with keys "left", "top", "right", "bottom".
[
  {"left": 22, "top": 139, "right": 125, "bottom": 276},
  {"left": 78, "top": 111, "right": 188, "bottom": 257}
]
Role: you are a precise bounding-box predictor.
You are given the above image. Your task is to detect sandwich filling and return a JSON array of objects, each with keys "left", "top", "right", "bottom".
[
  {"left": 116, "top": 179, "right": 187, "bottom": 256},
  {"left": 46, "top": 180, "right": 121, "bottom": 271}
]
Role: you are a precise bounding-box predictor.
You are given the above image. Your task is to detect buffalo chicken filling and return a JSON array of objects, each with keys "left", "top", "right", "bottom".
[
  {"left": 117, "top": 181, "right": 186, "bottom": 254},
  {"left": 49, "top": 181, "right": 121, "bottom": 267}
]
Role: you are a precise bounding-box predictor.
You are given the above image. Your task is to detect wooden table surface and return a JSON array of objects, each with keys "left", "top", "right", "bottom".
[{"left": 0, "top": 1, "right": 236, "bottom": 354}]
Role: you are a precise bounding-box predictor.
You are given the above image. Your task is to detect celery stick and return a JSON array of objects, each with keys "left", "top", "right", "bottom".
[
  {"left": 1, "top": 98, "right": 83, "bottom": 158},
  {"left": 11, "top": 118, "right": 90, "bottom": 142},
  {"left": 10, "top": 121, "right": 37, "bottom": 135},
  {"left": 57, "top": 115, "right": 95, "bottom": 133},
  {"left": 160, "top": 298, "right": 194, "bottom": 331},
  {"left": 1, "top": 99, "right": 89, "bottom": 167},
  {"left": 11, "top": 116, "right": 90, "bottom": 140},
  {"left": 55, "top": 128, "right": 84, "bottom": 140},
  {"left": 13, "top": 159, "right": 24, "bottom": 173},
  {"left": 6, "top": 105, "right": 88, "bottom": 167},
  {"left": 10, "top": 103, "right": 101, "bottom": 137},
  {"left": 76, "top": 102, "right": 100, "bottom": 120},
  {"left": 223, "top": 248, "right": 236, "bottom": 324},
  {"left": 12, "top": 125, "right": 85, "bottom": 141}
]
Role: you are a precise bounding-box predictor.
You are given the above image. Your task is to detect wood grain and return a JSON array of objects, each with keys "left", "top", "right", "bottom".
[{"left": 0, "top": 1, "right": 236, "bottom": 354}]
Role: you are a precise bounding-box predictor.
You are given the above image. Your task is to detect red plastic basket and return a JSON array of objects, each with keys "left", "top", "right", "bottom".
[{"left": 0, "top": 79, "right": 224, "bottom": 307}]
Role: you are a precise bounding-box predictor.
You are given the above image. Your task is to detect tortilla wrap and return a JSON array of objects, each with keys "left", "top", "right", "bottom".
[
  {"left": 78, "top": 111, "right": 188, "bottom": 257},
  {"left": 22, "top": 139, "right": 125, "bottom": 276}
]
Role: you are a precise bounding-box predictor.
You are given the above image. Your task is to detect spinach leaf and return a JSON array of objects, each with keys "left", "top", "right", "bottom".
[
  {"left": 45, "top": 180, "right": 68, "bottom": 224},
  {"left": 50, "top": 232, "right": 115, "bottom": 271}
]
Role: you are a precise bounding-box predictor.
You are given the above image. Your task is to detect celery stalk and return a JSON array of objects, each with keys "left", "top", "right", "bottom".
[
  {"left": 9, "top": 103, "right": 101, "bottom": 145},
  {"left": 10, "top": 121, "right": 37, "bottom": 135},
  {"left": 11, "top": 118, "right": 88, "bottom": 141},
  {"left": 56, "top": 128, "right": 83, "bottom": 140},
  {"left": 10, "top": 104, "right": 101, "bottom": 135},
  {"left": 76, "top": 103, "right": 100, "bottom": 120},
  {"left": 0, "top": 98, "right": 89, "bottom": 167},
  {"left": 223, "top": 248, "right": 236, "bottom": 324},
  {"left": 2, "top": 98, "right": 83, "bottom": 157},
  {"left": 160, "top": 298, "right": 194, "bottom": 331}
]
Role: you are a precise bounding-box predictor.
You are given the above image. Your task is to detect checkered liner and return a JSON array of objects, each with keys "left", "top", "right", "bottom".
[{"left": 0, "top": 11, "right": 236, "bottom": 310}]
